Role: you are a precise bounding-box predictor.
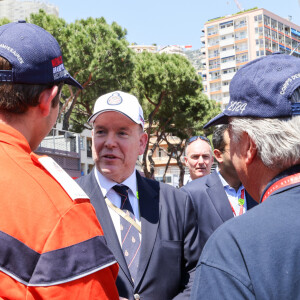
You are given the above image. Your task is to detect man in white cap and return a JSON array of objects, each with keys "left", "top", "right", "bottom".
[{"left": 76, "top": 91, "right": 200, "bottom": 300}]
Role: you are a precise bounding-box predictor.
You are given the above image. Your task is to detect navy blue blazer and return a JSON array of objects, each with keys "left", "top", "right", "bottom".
[
  {"left": 181, "top": 170, "right": 257, "bottom": 254},
  {"left": 76, "top": 170, "right": 200, "bottom": 300}
]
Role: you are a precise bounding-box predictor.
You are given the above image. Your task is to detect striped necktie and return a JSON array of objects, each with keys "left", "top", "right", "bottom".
[{"left": 113, "top": 185, "right": 141, "bottom": 283}]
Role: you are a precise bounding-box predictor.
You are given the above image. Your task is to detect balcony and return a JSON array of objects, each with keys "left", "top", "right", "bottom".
[
  {"left": 200, "top": 36, "right": 206, "bottom": 43},
  {"left": 200, "top": 55, "right": 206, "bottom": 63},
  {"left": 220, "top": 48, "right": 235, "bottom": 58},
  {"left": 221, "top": 72, "right": 235, "bottom": 81},
  {"left": 219, "top": 37, "right": 235, "bottom": 47},
  {"left": 35, "top": 128, "right": 81, "bottom": 178},
  {"left": 234, "top": 22, "right": 247, "bottom": 29},
  {"left": 210, "top": 85, "right": 222, "bottom": 92},
  {"left": 201, "top": 46, "right": 206, "bottom": 54},
  {"left": 220, "top": 60, "right": 236, "bottom": 69},
  {"left": 219, "top": 26, "right": 234, "bottom": 36},
  {"left": 222, "top": 85, "right": 229, "bottom": 93},
  {"left": 209, "top": 64, "right": 220, "bottom": 70},
  {"left": 222, "top": 95, "right": 230, "bottom": 106}
]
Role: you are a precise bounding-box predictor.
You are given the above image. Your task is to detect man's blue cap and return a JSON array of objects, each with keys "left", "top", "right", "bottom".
[
  {"left": 204, "top": 53, "right": 300, "bottom": 128},
  {"left": 0, "top": 20, "right": 82, "bottom": 89}
]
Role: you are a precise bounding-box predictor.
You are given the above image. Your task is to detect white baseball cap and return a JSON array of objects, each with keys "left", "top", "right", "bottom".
[{"left": 88, "top": 91, "right": 145, "bottom": 129}]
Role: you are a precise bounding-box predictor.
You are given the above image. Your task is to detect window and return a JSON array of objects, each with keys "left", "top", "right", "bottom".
[
  {"left": 158, "top": 148, "right": 163, "bottom": 157},
  {"left": 264, "top": 15, "right": 270, "bottom": 26},
  {"left": 254, "top": 15, "right": 262, "bottom": 22},
  {"left": 156, "top": 176, "right": 172, "bottom": 183},
  {"left": 80, "top": 137, "right": 85, "bottom": 150},
  {"left": 271, "top": 18, "right": 277, "bottom": 29}
]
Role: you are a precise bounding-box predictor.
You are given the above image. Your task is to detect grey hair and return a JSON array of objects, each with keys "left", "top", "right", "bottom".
[{"left": 229, "top": 116, "right": 300, "bottom": 169}]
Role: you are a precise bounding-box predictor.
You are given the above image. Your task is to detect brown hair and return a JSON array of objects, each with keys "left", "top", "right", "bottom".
[{"left": 0, "top": 56, "right": 62, "bottom": 114}]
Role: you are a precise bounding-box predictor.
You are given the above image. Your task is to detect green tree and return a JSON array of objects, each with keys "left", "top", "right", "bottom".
[
  {"left": 0, "top": 18, "right": 11, "bottom": 26},
  {"left": 29, "top": 10, "right": 135, "bottom": 131},
  {"left": 132, "top": 51, "right": 220, "bottom": 182}
]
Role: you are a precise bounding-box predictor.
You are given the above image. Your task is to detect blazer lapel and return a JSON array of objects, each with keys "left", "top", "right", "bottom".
[
  {"left": 86, "top": 171, "right": 132, "bottom": 284},
  {"left": 206, "top": 171, "right": 234, "bottom": 222},
  {"left": 134, "top": 172, "right": 160, "bottom": 287}
]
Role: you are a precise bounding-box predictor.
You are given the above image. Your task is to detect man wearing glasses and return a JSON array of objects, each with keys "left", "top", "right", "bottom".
[
  {"left": 182, "top": 126, "right": 256, "bottom": 254},
  {"left": 184, "top": 135, "right": 214, "bottom": 183}
]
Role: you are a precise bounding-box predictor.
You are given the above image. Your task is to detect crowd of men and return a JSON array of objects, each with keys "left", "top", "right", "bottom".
[{"left": 0, "top": 21, "right": 299, "bottom": 300}]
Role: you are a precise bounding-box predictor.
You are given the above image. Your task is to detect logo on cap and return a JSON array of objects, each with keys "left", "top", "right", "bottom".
[
  {"left": 52, "top": 55, "right": 66, "bottom": 80},
  {"left": 0, "top": 44, "right": 24, "bottom": 64},
  {"left": 280, "top": 73, "right": 300, "bottom": 95},
  {"left": 107, "top": 92, "right": 123, "bottom": 105}
]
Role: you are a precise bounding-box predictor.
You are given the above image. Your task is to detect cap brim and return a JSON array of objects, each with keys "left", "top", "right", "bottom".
[
  {"left": 63, "top": 73, "right": 83, "bottom": 90},
  {"left": 88, "top": 110, "right": 144, "bottom": 129},
  {"left": 203, "top": 112, "right": 229, "bottom": 129},
  {"left": 88, "top": 112, "right": 100, "bottom": 124}
]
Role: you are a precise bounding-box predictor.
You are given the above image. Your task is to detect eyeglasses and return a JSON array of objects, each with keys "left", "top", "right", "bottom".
[{"left": 187, "top": 135, "right": 211, "bottom": 146}]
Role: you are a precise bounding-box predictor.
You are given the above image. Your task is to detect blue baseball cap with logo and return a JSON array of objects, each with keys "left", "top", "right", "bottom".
[
  {"left": 204, "top": 53, "right": 300, "bottom": 128},
  {"left": 0, "top": 20, "right": 82, "bottom": 89}
]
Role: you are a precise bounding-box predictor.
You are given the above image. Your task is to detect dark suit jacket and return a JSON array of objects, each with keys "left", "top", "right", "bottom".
[
  {"left": 76, "top": 170, "right": 200, "bottom": 300},
  {"left": 181, "top": 170, "right": 257, "bottom": 254}
]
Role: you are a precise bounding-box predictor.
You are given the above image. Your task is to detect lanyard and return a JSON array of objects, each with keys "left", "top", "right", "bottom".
[
  {"left": 105, "top": 189, "right": 141, "bottom": 233},
  {"left": 230, "top": 188, "right": 245, "bottom": 217},
  {"left": 105, "top": 198, "right": 141, "bottom": 232},
  {"left": 261, "top": 173, "right": 300, "bottom": 203}
]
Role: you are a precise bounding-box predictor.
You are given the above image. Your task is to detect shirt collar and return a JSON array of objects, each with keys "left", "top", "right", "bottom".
[
  {"left": 94, "top": 168, "right": 137, "bottom": 197},
  {"left": 216, "top": 166, "right": 229, "bottom": 188},
  {"left": 216, "top": 166, "right": 244, "bottom": 193},
  {"left": 0, "top": 123, "right": 31, "bottom": 154}
]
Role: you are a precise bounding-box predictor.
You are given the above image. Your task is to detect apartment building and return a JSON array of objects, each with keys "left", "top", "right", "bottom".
[
  {"left": 147, "top": 135, "right": 189, "bottom": 187},
  {"left": 129, "top": 44, "right": 186, "bottom": 56},
  {"left": 128, "top": 44, "right": 157, "bottom": 53},
  {"left": 201, "top": 8, "right": 300, "bottom": 108},
  {"left": 0, "top": 0, "right": 58, "bottom": 21}
]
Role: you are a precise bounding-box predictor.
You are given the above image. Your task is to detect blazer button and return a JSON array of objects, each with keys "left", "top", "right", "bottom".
[{"left": 134, "top": 294, "right": 140, "bottom": 299}]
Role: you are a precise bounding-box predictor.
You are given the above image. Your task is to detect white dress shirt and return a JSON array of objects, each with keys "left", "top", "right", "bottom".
[
  {"left": 94, "top": 168, "right": 141, "bottom": 243},
  {"left": 216, "top": 167, "right": 247, "bottom": 217}
]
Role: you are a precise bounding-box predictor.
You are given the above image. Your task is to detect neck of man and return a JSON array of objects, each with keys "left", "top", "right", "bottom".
[
  {"left": 243, "top": 158, "right": 292, "bottom": 203},
  {"left": 0, "top": 110, "right": 41, "bottom": 151},
  {"left": 219, "top": 168, "right": 241, "bottom": 192}
]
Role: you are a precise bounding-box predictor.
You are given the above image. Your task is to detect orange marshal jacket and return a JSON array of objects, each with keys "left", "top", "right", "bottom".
[{"left": 0, "top": 123, "right": 119, "bottom": 299}]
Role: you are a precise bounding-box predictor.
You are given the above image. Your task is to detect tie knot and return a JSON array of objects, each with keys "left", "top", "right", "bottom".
[
  {"left": 112, "top": 185, "right": 129, "bottom": 196},
  {"left": 113, "top": 185, "right": 134, "bottom": 214}
]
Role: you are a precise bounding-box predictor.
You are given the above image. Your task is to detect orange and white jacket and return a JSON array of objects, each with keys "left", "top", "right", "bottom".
[{"left": 0, "top": 123, "right": 119, "bottom": 299}]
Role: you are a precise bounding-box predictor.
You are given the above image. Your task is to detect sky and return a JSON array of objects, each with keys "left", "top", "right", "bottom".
[{"left": 47, "top": 0, "right": 300, "bottom": 50}]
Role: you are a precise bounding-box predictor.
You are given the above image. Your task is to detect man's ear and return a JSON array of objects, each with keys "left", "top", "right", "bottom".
[
  {"left": 38, "top": 86, "right": 58, "bottom": 117},
  {"left": 245, "top": 133, "right": 257, "bottom": 166},
  {"left": 139, "top": 132, "right": 148, "bottom": 155},
  {"left": 184, "top": 156, "right": 188, "bottom": 166},
  {"left": 213, "top": 149, "right": 223, "bottom": 164}
]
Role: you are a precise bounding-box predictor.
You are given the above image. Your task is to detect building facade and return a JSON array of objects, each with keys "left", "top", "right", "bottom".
[
  {"left": 147, "top": 135, "right": 188, "bottom": 187},
  {"left": 35, "top": 128, "right": 81, "bottom": 178},
  {"left": 201, "top": 8, "right": 300, "bottom": 108},
  {"left": 128, "top": 44, "right": 158, "bottom": 53},
  {"left": 0, "top": 0, "right": 58, "bottom": 21}
]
